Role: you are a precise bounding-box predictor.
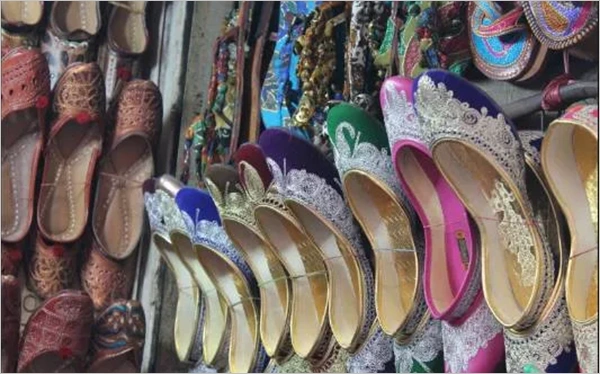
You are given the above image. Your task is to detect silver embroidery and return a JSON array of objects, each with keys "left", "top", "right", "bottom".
[
  {"left": 347, "top": 326, "right": 394, "bottom": 373},
  {"left": 504, "top": 296, "right": 573, "bottom": 372},
  {"left": 572, "top": 319, "right": 599, "bottom": 373},
  {"left": 414, "top": 75, "right": 526, "bottom": 195},
  {"left": 394, "top": 317, "right": 443, "bottom": 373},
  {"left": 332, "top": 121, "right": 404, "bottom": 199},
  {"left": 488, "top": 180, "right": 537, "bottom": 287},
  {"left": 144, "top": 190, "right": 187, "bottom": 235},
  {"left": 518, "top": 130, "right": 543, "bottom": 167},
  {"left": 381, "top": 81, "right": 427, "bottom": 145},
  {"left": 442, "top": 301, "right": 503, "bottom": 373}
]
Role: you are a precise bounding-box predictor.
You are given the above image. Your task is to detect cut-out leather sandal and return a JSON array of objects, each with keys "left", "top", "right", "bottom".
[
  {"left": 144, "top": 176, "right": 222, "bottom": 367},
  {"left": 28, "top": 231, "right": 78, "bottom": 300},
  {"left": 37, "top": 62, "right": 106, "bottom": 244},
  {"left": 175, "top": 187, "right": 268, "bottom": 373},
  {"left": 239, "top": 143, "right": 337, "bottom": 367},
  {"left": 17, "top": 290, "right": 94, "bottom": 373},
  {"left": 1, "top": 48, "right": 50, "bottom": 243},
  {"left": 87, "top": 299, "right": 146, "bottom": 373},
  {"left": 502, "top": 130, "right": 578, "bottom": 373},
  {"left": 42, "top": 1, "right": 101, "bottom": 88},
  {"left": 93, "top": 80, "right": 161, "bottom": 260},
  {"left": 327, "top": 101, "right": 445, "bottom": 373},
  {"left": 81, "top": 239, "right": 136, "bottom": 311},
  {"left": 205, "top": 164, "right": 293, "bottom": 363},
  {"left": 414, "top": 70, "right": 555, "bottom": 331},
  {"left": 259, "top": 129, "right": 396, "bottom": 372},
  {"left": 380, "top": 76, "right": 505, "bottom": 373},
  {"left": 2, "top": 274, "right": 21, "bottom": 373},
  {"left": 541, "top": 104, "right": 599, "bottom": 374},
  {"left": 98, "top": 1, "right": 149, "bottom": 107},
  {"left": 468, "top": 2, "right": 548, "bottom": 82}
]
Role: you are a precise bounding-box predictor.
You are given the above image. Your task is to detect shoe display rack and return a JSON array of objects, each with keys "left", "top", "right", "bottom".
[{"left": 2, "top": 2, "right": 598, "bottom": 373}]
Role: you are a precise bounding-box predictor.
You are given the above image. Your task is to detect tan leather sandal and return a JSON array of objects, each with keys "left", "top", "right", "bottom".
[
  {"left": 1, "top": 48, "right": 50, "bottom": 243},
  {"left": 37, "top": 62, "right": 105, "bottom": 243},
  {"left": 92, "top": 80, "right": 161, "bottom": 260}
]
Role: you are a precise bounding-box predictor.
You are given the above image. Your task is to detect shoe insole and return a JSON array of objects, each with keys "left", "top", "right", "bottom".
[
  {"left": 224, "top": 220, "right": 290, "bottom": 358},
  {"left": 543, "top": 123, "right": 598, "bottom": 322},
  {"left": 286, "top": 201, "right": 363, "bottom": 351},
  {"left": 152, "top": 233, "right": 199, "bottom": 363},
  {"left": 196, "top": 245, "right": 259, "bottom": 373},
  {"left": 1, "top": 1, "right": 43, "bottom": 26},
  {"left": 94, "top": 137, "right": 153, "bottom": 258},
  {"left": 38, "top": 120, "right": 101, "bottom": 242},
  {"left": 1, "top": 109, "right": 40, "bottom": 241},
  {"left": 572, "top": 127, "right": 598, "bottom": 321},
  {"left": 53, "top": 1, "right": 99, "bottom": 38},
  {"left": 111, "top": 1, "right": 147, "bottom": 54},
  {"left": 254, "top": 207, "right": 328, "bottom": 359},
  {"left": 433, "top": 141, "right": 543, "bottom": 327},
  {"left": 169, "top": 231, "right": 229, "bottom": 366},
  {"left": 343, "top": 171, "right": 418, "bottom": 336},
  {"left": 397, "top": 147, "right": 473, "bottom": 316}
]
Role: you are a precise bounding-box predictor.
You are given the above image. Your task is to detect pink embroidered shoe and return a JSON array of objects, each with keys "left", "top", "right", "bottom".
[{"left": 381, "top": 76, "right": 505, "bottom": 372}]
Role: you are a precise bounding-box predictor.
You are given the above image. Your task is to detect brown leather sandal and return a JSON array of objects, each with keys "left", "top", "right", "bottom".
[
  {"left": 92, "top": 80, "right": 161, "bottom": 260},
  {"left": 81, "top": 239, "right": 136, "bottom": 311},
  {"left": 18, "top": 290, "right": 94, "bottom": 373},
  {"left": 87, "top": 299, "right": 146, "bottom": 373},
  {"left": 1, "top": 274, "right": 21, "bottom": 373},
  {"left": 37, "top": 62, "right": 105, "bottom": 244},
  {"left": 1, "top": 48, "right": 51, "bottom": 243},
  {"left": 28, "top": 232, "right": 78, "bottom": 300}
]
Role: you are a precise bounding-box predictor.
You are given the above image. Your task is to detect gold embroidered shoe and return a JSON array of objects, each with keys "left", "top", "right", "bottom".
[
  {"left": 414, "top": 70, "right": 554, "bottom": 331},
  {"left": 503, "top": 131, "right": 577, "bottom": 372},
  {"left": 144, "top": 175, "right": 228, "bottom": 369},
  {"left": 144, "top": 177, "right": 213, "bottom": 367},
  {"left": 380, "top": 76, "right": 505, "bottom": 373},
  {"left": 327, "top": 103, "right": 426, "bottom": 338},
  {"left": 238, "top": 143, "right": 337, "bottom": 368},
  {"left": 258, "top": 130, "right": 396, "bottom": 372},
  {"left": 327, "top": 103, "right": 443, "bottom": 373},
  {"left": 541, "top": 104, "right": 599, "bottom": 374},
  {"left": 175, "top": 186, "right": 268, "bottom": 373},
  {"left": 205, "top": 164, "right": 293, "bottom": 363}
]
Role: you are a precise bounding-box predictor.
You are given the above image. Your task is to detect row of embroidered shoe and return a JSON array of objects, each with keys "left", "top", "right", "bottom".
[{"left": 143, "top": 70, "right": 598, "bottom": 373}]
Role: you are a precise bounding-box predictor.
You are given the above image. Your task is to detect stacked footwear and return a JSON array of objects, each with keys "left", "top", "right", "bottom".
[{"left": 1, "top": 2, "right": 158, "bottom": 372}]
